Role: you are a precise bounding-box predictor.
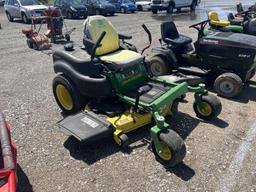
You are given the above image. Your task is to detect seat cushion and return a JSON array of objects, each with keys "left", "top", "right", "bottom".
[
  {"left": 83, "top": 16, "right": 120, "bottom": 56},
  {"left": 100, "top": 50, "right": 144, "bottom": 70},
  {"left": 169, "top": 35, "right": 192, "bottom": 47},
  {"left": 210, "top": 19, "right": 230, "bottom": 27}
]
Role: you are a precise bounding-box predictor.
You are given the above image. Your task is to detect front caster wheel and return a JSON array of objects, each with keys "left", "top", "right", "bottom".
[
  {"left": 152, "top": 129, "right": 186, "bottom": 167},
  {"left": 193, "top": 94, "right": 222, "bottom": 120},
  {"left": 117, "top": 134, "right": 129, "bottom": 147}
]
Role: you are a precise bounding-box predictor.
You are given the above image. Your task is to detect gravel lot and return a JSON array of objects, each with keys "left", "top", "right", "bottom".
[{"left": 1, "top": 0, "right": 256, "bottom": 191}]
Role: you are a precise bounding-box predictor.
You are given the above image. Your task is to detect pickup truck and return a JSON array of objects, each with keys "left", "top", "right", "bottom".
[{"left": 151, "top": 0, "right": 200, "bottom": 14}]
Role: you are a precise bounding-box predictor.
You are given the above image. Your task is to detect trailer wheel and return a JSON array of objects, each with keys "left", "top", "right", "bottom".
[
  {"left": 65, "top": 34, "right": 70, "bottom": 42},
  {"left": 214, "top": 73, "right": 243, "bottom": 98},
  {"left": 149, "top": 56, "right": 170, "bottom": 76},
  {"left": 152, "top": 129, "right": 186, "bottom": 167},
  {"left": 53, "top": 74, "right": 86, "bottom": 115},
  {"left": 193, "top": 94, "right": 222, "bottom": 120}
]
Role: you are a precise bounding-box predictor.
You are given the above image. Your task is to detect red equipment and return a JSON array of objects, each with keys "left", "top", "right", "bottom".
[
  {"left": 0, "top": 112, "right": 17, "bottom": 192},
  {"left": 22, "top": 7, "right": 75, "bottom": 50}
]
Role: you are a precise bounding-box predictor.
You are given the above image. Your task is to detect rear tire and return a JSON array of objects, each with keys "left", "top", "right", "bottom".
[
  {"left": 149, "top": 56, "right": 170, "bottom": 76},
  {"left": 152, "top": 9, "right": 157, "bottom": 14},
  {"left": 152, "top": 129, "right": 186, "bottom": 167},
  {"left": 6, "top": 12, "right": 13, "bottom": 22},
  {"left": 53, "top": 74, "right": 86, "bottom": 115},
  {"left": 167, "top": 4, "right": 174, "bottom": 14},
  {"left": 214, "top": 73, "right": 243, "bottom": 98}
]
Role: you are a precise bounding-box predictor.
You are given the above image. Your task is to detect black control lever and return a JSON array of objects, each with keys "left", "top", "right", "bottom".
[{"left": 134, "top": 85, "right": 151, "bottom": 112}]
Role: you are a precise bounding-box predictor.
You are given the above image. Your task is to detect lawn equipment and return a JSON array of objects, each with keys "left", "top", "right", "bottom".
[
  {"left": 52, "top": 16, "right": 222, "bottom": 166},
  {"left": 148, "top": 20, "right": 256, "bottom": 98},
  {"left": 22, "top": 7, "right": 75, "bottom": 50},
  {"left": 0, "top": 112, "right": 17, "bottom": 192},
  {"left": 207, "top": 11, "right": 256, "bottom": 36}
]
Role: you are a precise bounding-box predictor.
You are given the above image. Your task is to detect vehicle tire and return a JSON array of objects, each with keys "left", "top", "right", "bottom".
[
  {"left": 152, "top": 9, "right": 157, "bottom": 14},
  {"left": 131, "top": 10, "right": 135, "bottom": 13},
  {"left": 118, "top": 134, "right": 129, "bottom": 147},
  {"left": 52, "top": 74, "right": 86, "bottom": 115},
  {"left": 248, "top": 68, "right": 256, "bottom": 80},
  {"left": 120, "top": 7, "right": 126, "bottom": 13},
  {"left": 149, "top": 56, "right": 170, "bottom": 76},
  {"left": 67, "top": 12, "right": 73, "bottom": 19},
  {"left": 51, "top": 36, "right": 56, "bottom": 43},
  {"left": 177, "top": 8, "right": 181, "bottom": 12},
  {"left": 193, "top": 94, "right": 222, "bottom": 120},
  {"left": 21, "top": 12, "right": 29, "bottom": 24},
  {"left": 167, "top": 4, "right": 174, "bottom": 14},
  {"left": 214, "top": 73, "right": 243, "bottom": 98},
  {"left": 190, "top": 0, "right": 196, "bottom": 12},
  {"left": 152, "top": 129, "right": 186, "bottom": 167},
  {"left": 26, "top": 39, "right": 33, "bottom": 49},
  {"left": 110, "top": 12, "right": 115, "bottom": 16},
  {"left": 95, "top": 9, "right": 101, "bottom": 15},
  {"left": 83, "top": 14, "right": 88, "bottom": 19},
  {"left": 137, "top": 5, "right": 143, "bottom": 11},
  {"left": 65, "top": 34, "right": 70, "bottom": 42},
  {"left": 6, "top": 12, "right": 13, "bottom": 22}
]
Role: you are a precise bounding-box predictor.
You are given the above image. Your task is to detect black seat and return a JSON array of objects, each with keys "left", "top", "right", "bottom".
[
  {"left": 227, "top": 13, "right": 244, "bottom": 25},
  {"left": 161, "top": 21, "right": 192, "bottom": 47}
]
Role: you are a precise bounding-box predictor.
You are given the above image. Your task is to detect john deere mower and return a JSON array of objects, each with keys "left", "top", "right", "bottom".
[
  {"left": 52, "top": 16, "right": 222, "bottom": 166},
  {"left": 207, "top": 11, "right": 256, "bottom": 36},
  {"left": 148, "top": 20, "right": 256, "bottom": 98}
]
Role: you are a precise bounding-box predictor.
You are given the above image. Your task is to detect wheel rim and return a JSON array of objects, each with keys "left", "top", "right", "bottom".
[
  {"left": 219, "top": 81, "right": 235, "bottom": 94},
  {"left": 197, "top": 102, "right": 212, "bottom": 116},
  {"left": 150, "top": 62, "right": 163, "bottom": 76},
  {"left": 56, "top": 84, "right": 73, "bottom": 110},
  {"left": 157, "top": 141, "right": 172, "bottom": 161}
]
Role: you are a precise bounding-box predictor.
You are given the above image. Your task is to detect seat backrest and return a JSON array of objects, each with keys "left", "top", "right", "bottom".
[
  {"left": 227, "top": 13, "right": 235, "bottom": 21},
  {"left": 161, "top": 21, "right": 179, "bottom": 42},
  {"left": 208, "top": 12, "right": 219, "bottom": 22},
  {"left": 83, "top": 16, "right": 120, "bottom": 56},
  {"left": 237, "top": 3, "right": 244, "bottom": 13}
]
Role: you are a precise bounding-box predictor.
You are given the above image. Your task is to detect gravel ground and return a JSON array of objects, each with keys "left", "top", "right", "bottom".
[{"left": 0, "top": 0, "right": 256, "bottom": 191}]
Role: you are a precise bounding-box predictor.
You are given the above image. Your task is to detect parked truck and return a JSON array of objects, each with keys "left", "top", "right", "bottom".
[{"left": 151, "top": 0, "right": 200, "bottom": 14}]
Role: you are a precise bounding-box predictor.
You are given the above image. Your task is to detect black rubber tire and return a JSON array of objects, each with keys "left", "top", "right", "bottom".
[
  {"left": 190, "top": 1, "right": 196, "bottom": 12},
  {"left": 152, "top": 129, "right": 186, "bottom": 167},
  {"left": 249, "top": 68, "right": 256, "bottom": 80},
  {"left": 118, "top": 134, "right": 129, "bottom": 147},
  {"left": 65, "top": 34, "right": 71, "bottom": 42},
  {"left": 137, "top": 5, "right": 143, "bottom": 11},
  {"left": 152, "top": 9, "right": 157, "bottom": 14},
  {"left": 67, "top": 12, "right": 73, "bottom": 19},
  {"left": 21, "top": 12, "right": 29, "bottom": 24},
  {"left": 120, "top": 7, "right": 126, "bottom": 13},
  {"left": 26, "top": 39, "right": 33, "bottom": 49},
  {"left": 193, "top": 94, "right": 222, "bottom": 120},
  {"left": 6, "top": 12, "right": 13, "bottom": 22},
  {"left": 110, "top": 12, "right": 115, "bottom": 16},
  {"left": 149, "top": 55, "right": 170, "bottom": 76},
  {"left": 52, "top": 74, "right": 86, "bottom": 115},
  {"left": 177, "top": 8, "right": 181, "bottom": 12},
  {"left": 214, "top": 73, "right": 243, "bottom": 98},
  {"left": 167, "top": 4, "right": 174, "bottom": 14}
]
